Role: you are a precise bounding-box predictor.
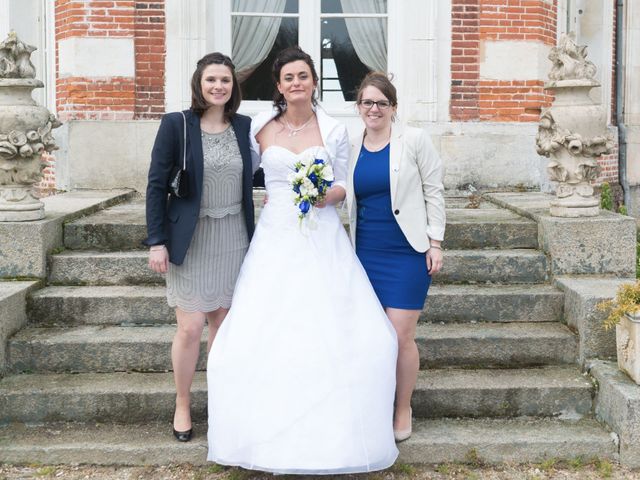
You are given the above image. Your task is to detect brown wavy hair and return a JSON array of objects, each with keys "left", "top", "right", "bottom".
[
  {"left": 191, "top": 52, "right": 241, "bottom": 119},
  {"left": 271, "top": 46, "right": 319, "bottom": 119}
]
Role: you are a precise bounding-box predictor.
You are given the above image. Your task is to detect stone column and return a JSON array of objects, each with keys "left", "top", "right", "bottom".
[
  {"left": 536, "top": 33, "right": 614, "bottom": 217},
  {"left": 0, "top": 31, "right": 60, "bottom": 221}
]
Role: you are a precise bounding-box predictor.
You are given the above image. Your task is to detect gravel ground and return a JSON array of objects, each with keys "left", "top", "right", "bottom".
[{"left": 1, "top": 461, "right": 639, "bottom": 480}]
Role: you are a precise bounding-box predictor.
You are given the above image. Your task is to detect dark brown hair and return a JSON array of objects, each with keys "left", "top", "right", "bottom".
[
  {"left": 356, "top": 71, "right": 398, "bottom": 107},
  {"left": 191, "top": 52, "right": 241, "bottom": 119},
  {"left": 271, "top": 46, "right": 318, "bottom": 119}
]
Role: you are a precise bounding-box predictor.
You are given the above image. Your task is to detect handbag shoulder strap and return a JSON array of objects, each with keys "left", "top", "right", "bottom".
[{"left": 180, "top": 111, "right": 187, "bottom": 170}]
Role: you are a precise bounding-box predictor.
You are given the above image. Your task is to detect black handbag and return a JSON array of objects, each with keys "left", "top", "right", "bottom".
[{"left": 169, "top": 111, "right": 189, "bottom": 198}]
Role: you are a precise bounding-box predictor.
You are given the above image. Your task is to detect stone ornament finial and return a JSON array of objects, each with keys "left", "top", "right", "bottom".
[
  {"left": 537, "top": 32, "right": 613, "bottom": 218},
  {"left": 0, "top": 31, "right": 61, "bottom": 221},
  {"left": 548, "top": 32, "right": 597, "bottom": 82},
  {"left": 0, "top": 30, "right": 37, "bottom": 79}
]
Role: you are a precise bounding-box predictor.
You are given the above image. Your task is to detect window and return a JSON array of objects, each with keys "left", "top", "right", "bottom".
[{"left": 227, "top": 0, "right": 388, "bottom": 105}]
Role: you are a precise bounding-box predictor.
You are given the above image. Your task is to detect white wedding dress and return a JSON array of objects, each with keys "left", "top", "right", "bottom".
[{"left": 207, "top": 144, "right": 399, "bottom": 474}]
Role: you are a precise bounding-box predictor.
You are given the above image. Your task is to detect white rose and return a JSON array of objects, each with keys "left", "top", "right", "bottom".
[{"left": 321, "top": 165, "right": 334, "bottom": 181}]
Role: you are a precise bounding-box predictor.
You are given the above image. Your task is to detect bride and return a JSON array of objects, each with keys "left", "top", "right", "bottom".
[{"left": 207, "top": 46, "right": 399, "bottom": 474}]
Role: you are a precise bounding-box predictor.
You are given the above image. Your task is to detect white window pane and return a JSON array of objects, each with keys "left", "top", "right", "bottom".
[
  {"left": 320, "top": 17, "right": 387, "bottom": 102},
  {"left": 321, "top": 0, "right": 387, "bottom": 14},
  {"left": 232, "top": 0, "right": 298, "bottom": 14}
]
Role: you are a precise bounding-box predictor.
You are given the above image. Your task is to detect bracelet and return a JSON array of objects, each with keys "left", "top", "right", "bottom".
[
  {"left": 150, "top": 246, "right": 165, "bottom": 251},
  {"left": 430, "top": 245, "right": 442, "bottom": 250}
]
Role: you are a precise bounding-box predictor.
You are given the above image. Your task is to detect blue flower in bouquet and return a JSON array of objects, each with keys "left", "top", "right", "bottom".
[
  {"left": 299, "top": 199, "right": 311, "bottom": 214},
  {"left": 287, "top": 151, "right": 335, "bottom": 221}
]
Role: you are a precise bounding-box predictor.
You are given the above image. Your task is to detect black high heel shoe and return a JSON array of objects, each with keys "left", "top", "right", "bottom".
[{"left": 173, "top": 427, "right": 193, "bottom": 442}]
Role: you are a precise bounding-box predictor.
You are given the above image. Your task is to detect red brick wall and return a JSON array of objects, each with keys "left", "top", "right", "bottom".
[
  {"left": 596, "top": 142, "right": 619, "bottom": 186},
  {"left": 134, "top": 2, "right": 165, "bottom": 119},
  {"left": 54, "top": 0, "right": 165, "bottom": 121},
  {"left": 478, "top": 79, "right": 553, "bottom": 121},
  {"left": 451, "top": 0, "right": 557, "bottom": 122},
  {"left": 451, "top": 0, "right": 481, "bottom": 121},
  {"left": 479, "top": 0, "right": 556, "bottom": 44},
  {"left": 34, "top": 154, "right": 57, "bottom": 198}
]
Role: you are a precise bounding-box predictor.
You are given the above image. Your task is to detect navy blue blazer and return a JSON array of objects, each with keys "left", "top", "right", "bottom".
[{"left": 143, "top": 109, "right": 256, "bottom": 265}]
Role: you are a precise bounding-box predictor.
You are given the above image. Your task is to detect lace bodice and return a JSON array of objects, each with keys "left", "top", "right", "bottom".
[{"left": 199, "top": 126, "right": 243, "bottom": 218}]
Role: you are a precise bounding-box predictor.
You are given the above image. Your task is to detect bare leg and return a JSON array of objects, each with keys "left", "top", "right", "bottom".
[
  {"left": 205, "top": 307, "right": 229, "bottom": 353},
  {"left": 386, "top": 307, "right": 421, "bottom": 432},
  {"left": 172, "top": 308, "right": 206, "bottom": 431}
]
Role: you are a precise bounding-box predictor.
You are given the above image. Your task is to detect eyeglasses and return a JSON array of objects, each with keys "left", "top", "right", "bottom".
[{"left": 358, "top": 99, "right": 392, "bottom": 110}]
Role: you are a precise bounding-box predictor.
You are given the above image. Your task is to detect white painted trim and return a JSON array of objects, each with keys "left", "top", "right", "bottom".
[
  {"left": 600, "top": 0, "right": 615, "bottom": 124},
  {"left": 0, "top": 1, "right": 10, "bottom": 40},
  {"left": 44, "top": 0, "right": 56, "bottom": 113},
  {"left": 165, "top": 0, "right": 208, "bottom": 112},
  {"left": 557, "top": 0, "right": 569, "bottom": 39},
  {"left": 436, "top": 0, "right": 451, "bottom": 122},
  {"left": 623, "top": 0, "right": 639, "bottom": 125},
  {"left": 172, "top": 0, "right": 454, "bottom": 129}
]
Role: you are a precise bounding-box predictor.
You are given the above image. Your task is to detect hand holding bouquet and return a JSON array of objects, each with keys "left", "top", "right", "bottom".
[{"left": 288, "top": 152, "right": 334, "bottom": 220}]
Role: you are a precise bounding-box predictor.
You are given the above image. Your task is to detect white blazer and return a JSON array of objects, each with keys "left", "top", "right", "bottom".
[
  {"left": 250, "top": 107, "right": 350, "bottom": 190},
  {"left": 346, "top": 125, "right": 446, "bottom": 253}
]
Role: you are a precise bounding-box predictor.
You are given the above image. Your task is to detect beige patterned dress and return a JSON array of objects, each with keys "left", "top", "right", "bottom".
[{"left": 166, "top": 125, "right": 249, "bottom": 312}]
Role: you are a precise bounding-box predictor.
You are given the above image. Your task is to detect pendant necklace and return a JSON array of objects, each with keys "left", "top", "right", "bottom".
[{"left": 284, "top": 113, "right": 314, "bottom": 137}]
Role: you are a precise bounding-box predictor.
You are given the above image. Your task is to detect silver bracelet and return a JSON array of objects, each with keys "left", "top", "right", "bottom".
[
  {"left": 149, "top": 246, "right": 165, "bottom": 251},
  {"left": 430, "top": 245, "right": 442, "bottom": 250}
]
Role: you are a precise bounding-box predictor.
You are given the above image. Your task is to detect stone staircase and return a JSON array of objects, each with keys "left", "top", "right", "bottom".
[{"left": 0, "top": 194, "right": 618, "bottom": 465}]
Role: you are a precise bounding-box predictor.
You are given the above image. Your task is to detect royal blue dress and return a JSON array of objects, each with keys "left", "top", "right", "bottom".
[{"left": 354, "top": 144, "right": 431, "bottom": 310}]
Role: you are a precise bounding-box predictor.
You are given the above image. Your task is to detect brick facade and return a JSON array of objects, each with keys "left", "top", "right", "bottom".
[
  {"left": 451, "top": 0, "right": 557, "bottom": 122},
  {"left": 451, "top": 0, "right": 481, "bottom": 121},
  {"left": 596, "top": 143, "right": 619, "bottom": 186},
  {"left": 54, "top": 0, "right": 165, "bottom": 121},
  {"left": 134, "top": 2, "right": 166, "bottom": 119},
  {"left": 36, "top": 1, "right": 619, "bottom": 191}
]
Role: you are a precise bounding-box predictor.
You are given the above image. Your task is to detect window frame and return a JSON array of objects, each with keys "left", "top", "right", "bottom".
[{"left": 212, "top": 0, "right": 397, "bottom": 117}]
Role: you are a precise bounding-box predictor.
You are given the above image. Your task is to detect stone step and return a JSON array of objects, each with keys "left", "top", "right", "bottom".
[
  {"left": 8, "top": 322, "right": 576, "bottom": 374},
  {"left": 417, "top": 322, "right": 577, "bottom": 368},
  {"left": 64, "top": 201, "right": 148, "bottom": 251},
  {"left": 0, "top": 372, "right": 204, "bottom": 424},
  {"left": 63, "top": 199, "right": 537, "bottom": 251},
  {"left": 444, "top": 208, "right": 538, "bottom": 249},
  {"left": 48, "top": 248, "right": 547, "bottom": 286},
  {"left": 28, "top": 284, "right": 563, "bottom": 327},
  {"left": 0, "top": 367, "right": 591, "bottom": 424},
  {"left": 49, "top": 251, "right": 164, "bottom": 286},
  {"left": 8, "top": 325, "right": 204, "bottom": 373},
  {"left": 412, "top": 366, "right": 593, "bottom": 419},
  {"left": 434, "top": 249, "right": 547, "bottom": 284},
  {"left": 0, "top": 417, "right": 616, "bottom": 466},
  {"left": 28, "top": 286, "right": 173, "bottom": 326},
  {"left": 422, "top": 284, "right": 564, "bottom": 323}
]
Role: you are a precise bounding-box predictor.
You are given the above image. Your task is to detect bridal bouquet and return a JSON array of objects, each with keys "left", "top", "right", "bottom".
[{"left": 288, "top": 152, "right": 334, "bottom": 221}]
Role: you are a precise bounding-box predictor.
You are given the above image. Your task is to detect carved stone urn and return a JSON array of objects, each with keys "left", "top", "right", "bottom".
[
  {"left": 0, "top": 31, "right": 61, "bottom": 221},
  {"left": 536, "top": 33, "right": 614, "bottom": 217}
]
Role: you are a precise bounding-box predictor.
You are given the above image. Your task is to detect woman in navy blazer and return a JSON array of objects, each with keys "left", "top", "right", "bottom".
[{"left": 143, "top": 52, "right": 259, "bottom": 442}]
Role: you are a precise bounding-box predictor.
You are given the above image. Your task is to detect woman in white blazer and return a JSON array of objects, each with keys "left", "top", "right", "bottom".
[{"left": 346, "top": 72, "right": 446, "bottom": 442}]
